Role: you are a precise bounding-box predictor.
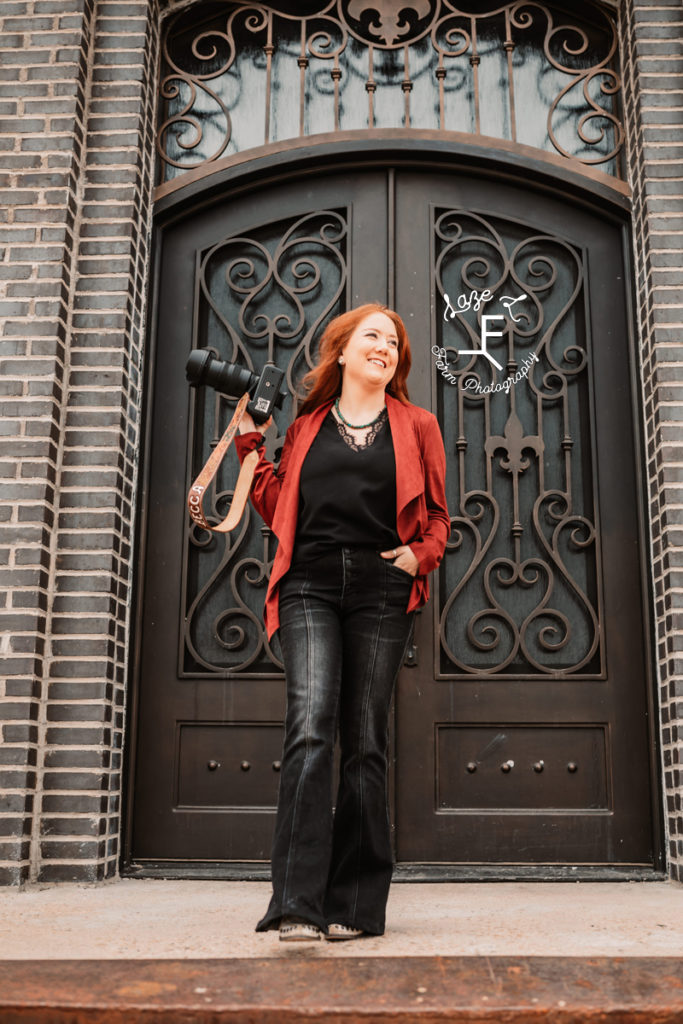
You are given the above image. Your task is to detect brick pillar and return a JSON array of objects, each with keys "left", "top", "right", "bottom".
[
  {"left": 0, "top": 0, "right": 159, "bottom": 885},
  {"left": 0, "top": 0, "right": 95, "bottom": 887},
  {"left": 620, "top": 0, "right": 683, "bottom": 881}
]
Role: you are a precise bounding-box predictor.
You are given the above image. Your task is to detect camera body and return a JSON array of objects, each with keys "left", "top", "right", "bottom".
[{"left": 186, "top": 348, "right": 286, "bottom": 424}]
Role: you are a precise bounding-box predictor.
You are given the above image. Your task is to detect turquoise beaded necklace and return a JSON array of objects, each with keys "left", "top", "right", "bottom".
[{"left": 334, "top": 397, "right": 386, "bottom": 430}]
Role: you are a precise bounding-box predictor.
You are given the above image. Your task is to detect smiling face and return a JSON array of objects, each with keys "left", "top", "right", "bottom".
[{"left": 339, "top": 311, "right": 399, "bottom": 392}]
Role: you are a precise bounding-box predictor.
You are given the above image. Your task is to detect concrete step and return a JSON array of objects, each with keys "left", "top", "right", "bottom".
[
  {"left": 2, "top": 956, "right": 683, "bottom": 1023},
  {"left": 3, "top": 879, "right": 683, "bottom": 959}
]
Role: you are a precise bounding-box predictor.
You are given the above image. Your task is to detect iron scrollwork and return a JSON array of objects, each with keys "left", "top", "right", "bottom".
[
  {"left": 158, "top": 1, "right": 624, "bottom": 182},
  {"left": 434, "top": 207, "right": 602, "bottom": 677},
  {"left": 182, "top": 209, "right": 348, "bottom": 675}
]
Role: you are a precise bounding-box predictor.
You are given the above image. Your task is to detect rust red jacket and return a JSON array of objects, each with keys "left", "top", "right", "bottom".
[{"left": 234, "top": 393, "right": 450, "bottom": 639}]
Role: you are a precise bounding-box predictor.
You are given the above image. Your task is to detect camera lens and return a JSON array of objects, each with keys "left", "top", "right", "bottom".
[{"left": 186, "top": 349, "right": 258, "bottom": 398}]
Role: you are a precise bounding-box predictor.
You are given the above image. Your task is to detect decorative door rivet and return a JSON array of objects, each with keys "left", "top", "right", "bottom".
[
  {"left": 533, "top": 760, "right": 544, "bottom": 773},
  {"left": 272, "top": 761, "right": 281, "bottom": 772},
  {"left": 466, "top": 762, "right": 477, "bottom": 773},
  {"left": 240, "top": 761, "right": 251, "bottom": 771},
  {"left": 207, "top": 760, "right": 219, "bottom": 771},
  {"left": 567, "top": 762, "right": 578, "bottom": 773},
  {"left": 501, "top": 760, "right": 514, "bottom": 773}
]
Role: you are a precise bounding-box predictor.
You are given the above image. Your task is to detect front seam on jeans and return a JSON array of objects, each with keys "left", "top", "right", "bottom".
[
  {"left": 281, "top": 568, "right": 313, "bottom": 909},
  {"left": 350, "top": 574, "right": 387, "bottom": 922}
]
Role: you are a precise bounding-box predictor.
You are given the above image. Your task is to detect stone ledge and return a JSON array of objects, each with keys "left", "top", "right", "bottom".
[{"left": 1, "top": 956, "right": 683, "bottom": 1023}]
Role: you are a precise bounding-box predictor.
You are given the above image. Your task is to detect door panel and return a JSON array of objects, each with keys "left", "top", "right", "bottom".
[
  {"left": 130, "top": 165, "right": 655, "bottom": 870},
  {"left": 132, "top": 172, "right": 386, "bottom": 860},
  {"left": 394, "top": 172, "right": 654, "bottom": 864}
]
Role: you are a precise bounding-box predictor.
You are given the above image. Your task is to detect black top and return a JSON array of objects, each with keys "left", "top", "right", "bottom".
[{"left": 292, "top": 408, "right": 400, "bottom": 564}]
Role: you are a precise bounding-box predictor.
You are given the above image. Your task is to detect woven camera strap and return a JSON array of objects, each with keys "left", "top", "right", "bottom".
[{"left": 187, "top": 391, "right": 261, "bottom": 533}]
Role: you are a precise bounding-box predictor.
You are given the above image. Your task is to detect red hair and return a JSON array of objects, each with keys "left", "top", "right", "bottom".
[{"left": 296, "top": 303, "right": 412, "bottom": 418}]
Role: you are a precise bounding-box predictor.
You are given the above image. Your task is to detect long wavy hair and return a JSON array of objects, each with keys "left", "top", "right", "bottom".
[{"left": 296, "top": 303, "right": 412, "bottom": 418}]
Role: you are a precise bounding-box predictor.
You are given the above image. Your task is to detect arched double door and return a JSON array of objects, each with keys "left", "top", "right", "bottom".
[{"left": 127, "top": 159, "right": 658, "bottom": 874}]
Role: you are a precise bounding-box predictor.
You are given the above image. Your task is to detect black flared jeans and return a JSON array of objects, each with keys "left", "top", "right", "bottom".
[{"left": 256, "top": 547, "right": 415, "bottom": 935}]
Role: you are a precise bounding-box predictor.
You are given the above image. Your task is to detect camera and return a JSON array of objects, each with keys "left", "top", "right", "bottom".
[{"left": 186, "top": 348, "right": 287, "bottom": 425}]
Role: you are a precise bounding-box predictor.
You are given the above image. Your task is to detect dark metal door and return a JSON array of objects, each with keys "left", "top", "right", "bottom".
[
  {"left": 393, "top": 171, "right": 656, "bottom": 867},
  {"left": 131, "top": 171, "right": 387, "bottom": 862},
  {"left": 129, "top": 164, "right": 657, "bottom": 871}
]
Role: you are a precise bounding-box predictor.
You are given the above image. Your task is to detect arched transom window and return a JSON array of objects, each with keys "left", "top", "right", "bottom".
[{"left": 157, "top": 0, "right": 623, "bottom": 184}]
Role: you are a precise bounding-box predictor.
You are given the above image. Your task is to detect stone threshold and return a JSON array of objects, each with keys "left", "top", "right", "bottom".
[{"left": 1, "top": 956, "right": 683, "bottom": 1023}]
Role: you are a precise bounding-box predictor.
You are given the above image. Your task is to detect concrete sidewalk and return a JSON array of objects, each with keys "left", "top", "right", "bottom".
[{"left": 2, "top": 878, "right": 682, "bottom": 959}]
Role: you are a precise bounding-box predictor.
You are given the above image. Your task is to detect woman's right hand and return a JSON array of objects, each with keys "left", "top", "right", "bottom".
[{"left": 239, "top": 410, "right": 273, "bottom": 435}]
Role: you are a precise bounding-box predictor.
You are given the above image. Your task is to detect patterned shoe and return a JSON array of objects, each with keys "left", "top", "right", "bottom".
[
  {"left": 326, "top": 923, "right": 366, "bottom": 941},
  {"left": 278, "top": 917, "right": 322, "bottom": 942}
]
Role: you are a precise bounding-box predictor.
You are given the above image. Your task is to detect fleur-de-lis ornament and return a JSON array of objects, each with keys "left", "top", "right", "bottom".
[
  {"left": 346, "top": 0, "right": 432, "bottom": 45},
  {"left": 485, "top": 411, "right": 544, "bottom": 476}
]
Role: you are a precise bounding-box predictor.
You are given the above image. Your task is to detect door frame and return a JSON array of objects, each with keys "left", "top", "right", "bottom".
[{"left": 121, "top": 136, "right": 664, "bottom": 880}]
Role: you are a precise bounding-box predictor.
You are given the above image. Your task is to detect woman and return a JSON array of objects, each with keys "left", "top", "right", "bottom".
[{"left": 235, "top": 304, "right": 449, "bottom": 942}]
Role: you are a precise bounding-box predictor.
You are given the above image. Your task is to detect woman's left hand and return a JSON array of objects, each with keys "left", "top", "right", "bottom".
[{"left": 380, "top": 545, "right": 419, "bottom": 577}]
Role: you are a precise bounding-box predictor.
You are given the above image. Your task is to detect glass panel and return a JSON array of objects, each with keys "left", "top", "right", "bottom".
[
  {"left": 182, "top": 208, "right": 348, "bottom": 675},
  {"left": 433, "top": 206, "right": 602, "bottom": 677},
  {"left": 158, "top": 1, "right": 623, "bottom": 184}
]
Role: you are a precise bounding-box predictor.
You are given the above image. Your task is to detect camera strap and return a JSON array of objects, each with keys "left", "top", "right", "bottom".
[{"left": 187, "top": 391, "right": 260, "bottom": 533}]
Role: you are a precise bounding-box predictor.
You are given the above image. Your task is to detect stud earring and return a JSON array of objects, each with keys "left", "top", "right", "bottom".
[{"left": 338, "top": 357, "right": 344, "bottom": 365}]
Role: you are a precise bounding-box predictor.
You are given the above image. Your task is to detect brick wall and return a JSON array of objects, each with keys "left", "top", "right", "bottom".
[
  {"left": 0, "top": 0, "right": 159, "bottom": 884},
  {"left": 620, "top": 0, "right": 683, "bottom": 882}
]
